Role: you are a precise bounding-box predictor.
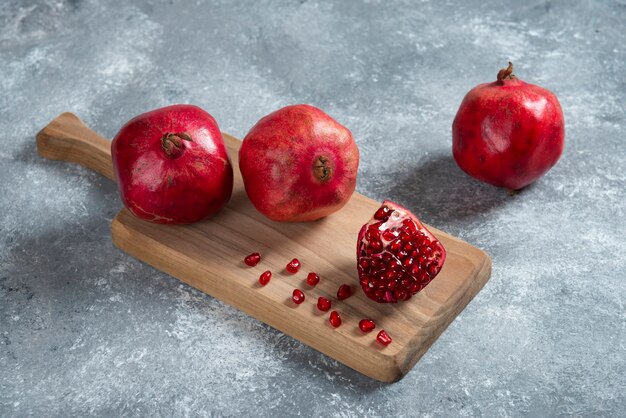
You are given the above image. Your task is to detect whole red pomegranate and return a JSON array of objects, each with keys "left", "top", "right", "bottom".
[
  {"left": 239, "top": 104, "right": 359, "bottom": 222},
  {"left": 111, "top": 104, "right": 233, "bottom": 224},
  {"left": 357, "top": 200, "right": 446, "bottom": 303},
  {"left": 452, "top": 62, "right": 565, "bottom": 190}
]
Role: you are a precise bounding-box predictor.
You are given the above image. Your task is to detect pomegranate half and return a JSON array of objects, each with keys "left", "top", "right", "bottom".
[
  {"left": 357, "top": 200, "right": 446, "bottom": 303},
  {"left": 238, "top": 104, "right": 359, "bottom": 222},
  {"left": 111, "top": 104, "right": 233, "bottom": 224}
]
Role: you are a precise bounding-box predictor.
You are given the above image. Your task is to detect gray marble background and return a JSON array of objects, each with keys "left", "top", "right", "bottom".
[{"left": 1, "top": 0, "right": 625, "bottom": 416}]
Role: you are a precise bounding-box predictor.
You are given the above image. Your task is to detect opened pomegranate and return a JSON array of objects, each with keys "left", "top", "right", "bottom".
[
  {"left": 112, "top": 105, "right": 233, "bottom": 224},
  {"left": 453, "top": 62, "right": 565, "bottom": 190},
  {"left": 239, "top": 104, "right": 359, "bottom": 222},
  {"left": 357, "top": 200, "right": 446, "bottom": 303}
]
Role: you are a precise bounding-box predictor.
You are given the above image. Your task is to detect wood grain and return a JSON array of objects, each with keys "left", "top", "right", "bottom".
[
  {"left": 36, "top": 112, "right": 115, "bottom": 180},
  {"left": 37, "top": 112, "right": 492, "bottom": 382}
]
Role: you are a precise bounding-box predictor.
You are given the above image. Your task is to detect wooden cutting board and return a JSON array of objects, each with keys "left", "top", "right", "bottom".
[{"left": 36, "top": 112, "right": 491, "bottom": 382}]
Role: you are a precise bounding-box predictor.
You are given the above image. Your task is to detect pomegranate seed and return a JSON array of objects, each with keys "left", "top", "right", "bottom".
[
  {"left": 258, "top": 270, "right": 272, "bottom": 286},
  {"left": 292, "top": 289, "right": 305, "bottom": 304},
  {"left": 382, "top": 230, "right": 397, "bottom": 241},
  {"left": 359, "top": 319, "right": 376, "bottom": 333},
  {"left": 337, "top": 284, "right": 353, "bottom": 300},
  {"left": 376, "top": 330, "right": 392, "bottom": 346},
  {"left": 244, "top": 252, "right": 261, "bottom": 267},
  {"left": 317, "top": 297, "right": 331, "bottom": 311},
  {"left": 393, "top": 288, "right": 407, "bottom": 300},
  {"left": 410, "top": 264, "right": 421, "bottom": 275},
  {"left": 306, "top": 272, "right": 320, "bottom": 287},
  {"left": 373, "top": 206, "right": 391, "bottom": 220},
  {"left": 384, "top": 270, "right": 397, "bottom": 281},
  {"left": 370, "top": 239, "right": 383, "bottom": 252},
  {"left": 427, "top": 263, "right": 439, "bottom": 276},
  {"left": 286, "top": 258, "right": 301, "bottom": 274},
  {"left": 329, "top": 311, "right": 342, "bottom": 328}
]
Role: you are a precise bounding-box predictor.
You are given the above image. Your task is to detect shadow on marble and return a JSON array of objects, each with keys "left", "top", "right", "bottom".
[{"left": 388, "top": 154, "right": 513, "bottom": 226}]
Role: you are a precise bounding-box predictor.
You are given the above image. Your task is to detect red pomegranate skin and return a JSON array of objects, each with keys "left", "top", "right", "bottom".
[
  {"left": 452, "top": 63, "right": 565, "bottom": 190},
  {"left": 239, "top": 104, "right": 359, "bottom": 222},
  {"left": 111, "top": 105, "right": 233, "bottom": 224}
]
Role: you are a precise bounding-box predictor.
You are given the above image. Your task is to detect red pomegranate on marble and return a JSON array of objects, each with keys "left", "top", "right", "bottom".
[
  {"left": 111, "top": 105, "right": 233, "bottom": 224},
  {"left": 452, "top": 62, "right": 565, "bottom": 190},
  {"left": 238, "top": 104, "right": 359, "bottom": 222}
]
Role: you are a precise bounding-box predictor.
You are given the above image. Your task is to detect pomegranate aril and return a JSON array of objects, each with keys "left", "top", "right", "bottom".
[
  {"left": 286, "top": 258, "right": 301, "bottom": 274},
  {"left": 376, "top": 330, "right": 392, "bottom": 346},
  {"left": 393, "top": 288, "right": 407, "bottom": 301},
  {"left": 359, "top": 259, "right": 370, "bottom": 270},
  {"left": 390, "top": 240, "right": 402, "bottom": 251},
  {"left": 370, "top": 239, "right": 383, "bottom": 252},
  {"left": 317, "top": 297, "right": 331, "bottom": 312},
  {"left": 337, "top": 284, "right": 353, "bottom": 300},
  {"left": 410, "top": 264, "right": 421, "bottom": 275},
  {"left": 306, "top": 272, "right": 320, "bottom": 287},
  {"left": 329, "top": 311, "right": 342, "bottom": 328},
  {"left": 358, "top": 319, "right": 376, "bottom": 333},
  {"left": 244, "top": 252, "right": 261, "bottom": 267},
  {"left": 258, "top": 270, "right": 272, "bottom": 286},
  {"left": 382, "top": 229, "right": 397, "bottom": 241},
  {"left": 427, "top": 263, "right": 439, "bottom": 276},
  {"left": 374, "top": 206, "right": 391, "bottom": 220},
  {"left": 384, "top": 270, "right": 397, "bottom": 281},
  {"left": 292, "top": 289, "right": 305, "bottom": 304},
  {"left": 402, "top": 257, "right": 413, "bottom": 268}
]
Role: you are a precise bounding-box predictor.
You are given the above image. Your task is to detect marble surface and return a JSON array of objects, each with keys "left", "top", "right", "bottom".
[{"left": 1, "top": 0, "right": 625, "bottom": 416}]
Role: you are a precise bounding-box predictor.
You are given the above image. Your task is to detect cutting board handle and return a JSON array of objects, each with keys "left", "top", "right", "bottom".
[{"left": 36, "top": 112, "right": 115, "bottom": 181}]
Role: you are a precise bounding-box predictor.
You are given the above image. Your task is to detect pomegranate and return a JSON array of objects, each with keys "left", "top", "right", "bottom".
[
  {"left": 358, "top": 319, "right": 376, "bottom": 333},
  {"left": 452, "top": 62, "right": 565, "bottom": 190},
  {"left": 286, "top": 258, "right": 301, "bottom": 274},
  {"left": 239, "top": 104, "right": 359, "bottom": 221},
  {"left": 329, "top": 311, "right": 342, "bottom": 328},
  {"left": 244, "top": 252, "right": 261, "bottom": 267},
  {"left": 306, "top": 273, "right": 320, "bottom": 287},
  {"left": 317, "top": 297, "right": 331, "bottom": 312},
  {"left": 357, "top": 200, "right": 446, "bottom": 303},
  {"left": 376, "top": 330, "right": 392, "bottom": 346},
  {"left": 111, "top": 105, "right": 233, "bottom": 224}
]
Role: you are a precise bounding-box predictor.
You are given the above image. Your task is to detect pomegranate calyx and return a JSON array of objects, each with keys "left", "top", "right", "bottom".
[
  {"left": 496, "top": 62, "right": 516, "bottom": 84},
  {"left": 161, "top": 132, "right": 193, "bottom": 158},
  {"left": 313, "top": 155, "right": 333, "bottom": 182}
]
